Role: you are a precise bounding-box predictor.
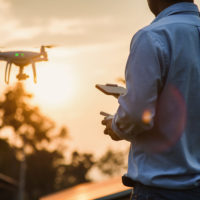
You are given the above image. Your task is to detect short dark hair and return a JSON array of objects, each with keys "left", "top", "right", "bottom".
[{"left": 166, "top": 0, "right": 194, "bottom": 2}]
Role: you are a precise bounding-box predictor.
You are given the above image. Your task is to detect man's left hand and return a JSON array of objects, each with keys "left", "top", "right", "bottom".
[{"left": 101, "top": 116, "right": 122, "bottom": 141}]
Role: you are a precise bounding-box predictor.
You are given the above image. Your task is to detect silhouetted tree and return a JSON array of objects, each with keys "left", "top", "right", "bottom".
[
  {"left": 0, "top": 83, "right": 95, "bottom": 200},
  {"left": 0, "top": 139, "right": 20, "bottom": 179},
  {"left": 26, "top": 150, "right": 63, "bottom": 200},
  {"left": 97, "top": 149, "right": 127, "bottom": 177},
  {"left": 0, "top": 139, "right": 19, "bottom": 200},
  {"left": 0, "top": 83, "right": 69, "bottom": 200},
  {"left": 56, "top": 151, "right": 94, "bottom": 189},
  {"left": 0, "top": 83, "right": 56, "bottom": 152}
]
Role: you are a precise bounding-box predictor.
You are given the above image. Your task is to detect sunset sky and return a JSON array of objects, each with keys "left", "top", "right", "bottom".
[{"left": 0, "top": 0, "right": 200, "bottom": 156}]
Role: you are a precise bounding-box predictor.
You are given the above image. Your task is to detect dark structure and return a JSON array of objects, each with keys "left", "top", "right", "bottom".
[
  {"left": 40, "top": 177, "right": 131, "bottom": 200},
  {"left": 95, "top": 189, "right": 132, "bottom": 200},
  {"left": 0, "top": 173, "right": 18, "bottom": 200}
]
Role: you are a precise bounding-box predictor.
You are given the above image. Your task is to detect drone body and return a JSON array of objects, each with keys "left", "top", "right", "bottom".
[{"left": 0, "top": 45, "right": 52, "bottom": 84}]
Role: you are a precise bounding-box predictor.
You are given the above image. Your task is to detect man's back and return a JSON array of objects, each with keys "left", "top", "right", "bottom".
[{"left": 111, "top": 2, "right": 200, "bottom": 189}]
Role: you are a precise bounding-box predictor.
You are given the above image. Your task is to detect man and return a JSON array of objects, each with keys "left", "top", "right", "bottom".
[{"left": 102, "top": 0, "right": 200, "bottom": 199}]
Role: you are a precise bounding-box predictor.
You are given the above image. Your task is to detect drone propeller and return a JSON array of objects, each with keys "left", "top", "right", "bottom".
[
  {"left": 43, "top": 45, "right": 56, "bottom": 48},
  {"left": 40, "top": 45, "right": 57, "bottom": 49}
]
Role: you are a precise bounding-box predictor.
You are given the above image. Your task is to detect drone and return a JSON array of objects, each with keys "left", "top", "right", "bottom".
[{"left": 0, "top": 45, "right": 54, "bottom": 84}]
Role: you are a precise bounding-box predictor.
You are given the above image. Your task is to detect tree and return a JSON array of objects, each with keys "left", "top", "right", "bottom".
[
  {"left": 56, "top": 151, "right": 94, "bottom": 189},
  {"left": 0, "top": 83, "right": 56, "bottom": 152},
  {"left": 96, "top": 149, "right": 128, "bottom": 177},
  {"left": 0, "top": 83, "right": 69, "bottom": 200},
  {"left": 26, "top": 149, "right": 63, "bottom": 200},
  {"left": 0, "top": 83, "right": 95, "bottom": 200},
  {"left": 0, "top": 139, "right": 20, "bottom": 179}
]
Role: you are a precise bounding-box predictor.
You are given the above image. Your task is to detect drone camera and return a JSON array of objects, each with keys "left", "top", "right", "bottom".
[
  {"left": 16, "top": 73, "right": 29, "bottom": 81},
  {"left": 15, "top": 66, "right": 30, "bottom": 81}
]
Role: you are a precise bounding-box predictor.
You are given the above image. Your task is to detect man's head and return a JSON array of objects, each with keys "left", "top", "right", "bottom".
[{"left": 147, "top": 0, "right": 194, "bottom": 16}]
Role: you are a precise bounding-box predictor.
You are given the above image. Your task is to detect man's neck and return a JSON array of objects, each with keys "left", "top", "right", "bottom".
[{"left": 155, "top": 1, "right": 193, "bottom": 16}]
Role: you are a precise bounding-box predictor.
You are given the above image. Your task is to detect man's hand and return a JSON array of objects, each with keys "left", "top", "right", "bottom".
[{"left": 101, "top": 116, "right": 122, "bottom": 141}]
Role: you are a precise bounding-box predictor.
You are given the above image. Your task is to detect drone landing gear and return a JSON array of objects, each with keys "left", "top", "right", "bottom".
[
  {"left": 5, "top": 62, "right": 12, "bottom": 84},
  {"left": 4, "top": 62, "right": 37, "bottom": 84},
  {"left": 32, "top": 62, "right": 37, "bottom": 84}
]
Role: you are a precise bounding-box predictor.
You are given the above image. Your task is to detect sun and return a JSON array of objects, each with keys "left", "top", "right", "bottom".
[{"left": 25, "top": 62, "right": 78, "bottom": 108}]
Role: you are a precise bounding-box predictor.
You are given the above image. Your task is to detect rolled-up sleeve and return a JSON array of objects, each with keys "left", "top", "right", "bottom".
[{"left": 112, "top": 30, "right": 166, "bottom": 141}]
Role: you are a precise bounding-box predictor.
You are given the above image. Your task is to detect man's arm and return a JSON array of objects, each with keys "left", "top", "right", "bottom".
[{"left": 112, "top": 30, "right": 167, "bottom": 141}]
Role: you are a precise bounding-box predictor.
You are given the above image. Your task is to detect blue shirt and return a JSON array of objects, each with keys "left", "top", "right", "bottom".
[{"left": 112, "top": 2, "right": 200, "bottom": 189}]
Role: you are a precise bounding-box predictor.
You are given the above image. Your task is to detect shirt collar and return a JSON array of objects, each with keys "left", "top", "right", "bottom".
[{"left": 152, "top": 2, "right": 199, "bottom": 23}]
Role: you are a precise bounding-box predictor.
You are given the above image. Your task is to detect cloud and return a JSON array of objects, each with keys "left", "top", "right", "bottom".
[
  {"left": 0, "top": 0, "right": 42, "bottom": 44},
  {"left": 46, "top": 19, "right": 85, "bottom": 35},
  {"left": 0, "top": 0, "right": 118, "bottom": 47},
  {"left": 1, "top": 8, "right": 121, "bottom": 48},
  {"left": 0, "top": 0, "right": 155, "bottom": 48},
  {"left": 46, "top": 17, "right": 112, "bottom": 35},
  {"left": 7, "top": 0, "right": 134, "bottom": 21}
]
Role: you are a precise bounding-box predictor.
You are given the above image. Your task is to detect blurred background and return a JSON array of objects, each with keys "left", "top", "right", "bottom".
[{"left": 0, "top": 0, "right": 199, "bottom": 200}]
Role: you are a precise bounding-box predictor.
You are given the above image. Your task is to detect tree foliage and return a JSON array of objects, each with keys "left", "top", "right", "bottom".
[
  {"left": 26, "top": 150, "right": 63, "bottom": 199},
  {"left": 0, "top": 139, "right": 20, "bottom": 179},
  {"left": 0, "top": 83, "right": 95, "bottom": 200},
  {"left": 0, "top": 82, "right": 128, "bottom": 200},
  {"left": 0, "top": 83, "right": 57, "bottom": 152},
  {"left": 56, "top": 151, "right": 94, "bottom": 189},
  {"left": 97, "top": 149, "right": 127, "bottom": 177}
]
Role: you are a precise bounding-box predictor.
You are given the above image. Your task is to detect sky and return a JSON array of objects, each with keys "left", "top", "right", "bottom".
[{"left": 0, "top": 0, "right": 200, "bottom": 156}]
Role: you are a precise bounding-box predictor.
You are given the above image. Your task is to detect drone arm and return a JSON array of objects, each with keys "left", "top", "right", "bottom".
[
  {"left": 32, "top": 62, "right": 37, "bottom": 83},
  {"left": 33, "top": 57, "right": 48, "bottom": 62}
]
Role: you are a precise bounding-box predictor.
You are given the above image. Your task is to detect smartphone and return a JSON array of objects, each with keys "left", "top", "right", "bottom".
[{"left": 95, "top": 83, "right": 126, "bottom": 97}]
